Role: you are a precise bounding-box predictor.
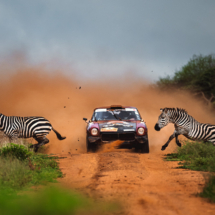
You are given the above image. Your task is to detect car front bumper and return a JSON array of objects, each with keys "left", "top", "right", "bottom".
[{"left": 88, "top": 132, "right": 148, "bottom": 144}]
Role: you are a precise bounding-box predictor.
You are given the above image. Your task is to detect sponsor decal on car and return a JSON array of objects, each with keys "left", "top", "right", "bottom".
[
  {"left": 103, "top": 121, "right": 133, "bottom": 128},
  {"left": 123, "top": 129, "right": 135, "bottom": 131},
  {"left": 101, "top": 127, "right": 118, "bottom": 132}
]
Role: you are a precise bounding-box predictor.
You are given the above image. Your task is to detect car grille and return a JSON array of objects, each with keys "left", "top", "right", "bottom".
[
  {"left": 101, "top": 133, "right": 118, "bottom": 141},
  {"left": 119, "top": 133, "right": 135, "bottom": 140},
  {"left": 101, "top": 133, "right": 135, "bottom": 141}
]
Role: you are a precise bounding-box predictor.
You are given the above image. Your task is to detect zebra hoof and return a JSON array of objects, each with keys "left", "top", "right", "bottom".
[
  {"left": 161, "top": 145, "right": 166, "bottom": 151},
  {"left": 177, "top": 142, "right": 182, "bottom": 147},
  {"left": 34, "top": 146, "right": 39, "bottom": 153}
]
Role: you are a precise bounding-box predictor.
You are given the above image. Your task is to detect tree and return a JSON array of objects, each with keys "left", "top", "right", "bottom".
[
  {"left": 191, "top": 68, "right": 215, "bottom": 109},
  {"left": 156, "top": 54, "right": 215, "bottom": 109}
]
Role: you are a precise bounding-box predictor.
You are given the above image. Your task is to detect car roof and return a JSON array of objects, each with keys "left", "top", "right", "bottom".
[{"left": 94, "top": 105, "right": 137, "bottom": 111}]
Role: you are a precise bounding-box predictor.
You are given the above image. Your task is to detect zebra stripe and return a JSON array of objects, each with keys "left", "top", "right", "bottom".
[
  {"left": 0, "top": 114, "right": 51, "bottom": 138},
  {"left": 0, "top": 113, "right": 66, "bottom": 152},
  {"left": 154, "top": 108, "right": 215, "bottom": 150}
]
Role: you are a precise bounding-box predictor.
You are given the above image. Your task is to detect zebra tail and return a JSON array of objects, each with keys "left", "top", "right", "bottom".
[{"left": 52, "top": 128, "right": 66, "bottom": 140}]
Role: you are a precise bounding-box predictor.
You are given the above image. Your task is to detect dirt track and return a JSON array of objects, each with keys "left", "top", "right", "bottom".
[
  {"left": 1, "top": 69, "right": 215, "bottom": 214},
  {"left": 58, "top": 147, "right": 215, "bottom": 215}
]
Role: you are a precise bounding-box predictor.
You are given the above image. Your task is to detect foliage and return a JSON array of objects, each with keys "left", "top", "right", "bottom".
[
  {"left": 166, "top": 140, "right": 215, "bottom": 202},
  {"left": 30, "top": 154, "right": 63, "bottom": 185},
  {"left": 191, "top": 68, "right": 215, "bottom": 95},
  {"left": 156, "top": 54, "right": 215, "bottom": 108},
  {"left": 0, "top": 157, "right": 32, "bottom": 191},
  {"left": 199, "top": 175, "right": 215, "bottom": 203},
  {"left": 0, "top": 143, "right": 119, "bottom": 215},
  {"left": 156, "top": 75, "right": 175, "bottom": 90},
  {"left": 0, "top": 187, "right": 119, "bottom": 215},
  {"left": 166, "top": 140, "right": 215, "bottom": 172},
  {"left": 0, "top": 144, "right": 63, "bottom": 192},
  {"left": 0, "top": 143, "right": 32, "bottom": 160},
  {"left": 173, "top": 54, "right": 215, "bottom": 87}
]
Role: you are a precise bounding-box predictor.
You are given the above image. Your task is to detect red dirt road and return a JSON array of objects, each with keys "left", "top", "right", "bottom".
[
  {"left": 58, "top": 148, "right": 215, "bottom": 215},
  {"left": 1, "top": 68, "right": 215, "bottom": 214}
]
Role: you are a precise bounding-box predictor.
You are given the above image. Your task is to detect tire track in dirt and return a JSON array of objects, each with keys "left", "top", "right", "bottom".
[
  {"left": 58, "top": 149, "right": 215, "bottom": 215},
  {"left": 86, "top": 151, "right": 149, "bottom": 199}
]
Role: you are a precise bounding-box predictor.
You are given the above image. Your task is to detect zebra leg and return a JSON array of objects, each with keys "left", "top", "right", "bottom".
[
  {"left": 9, "top": 137, "right": 13, "bottom": 143},
  {"left": 8, "top": 132, "right": 18, "bottom": 143},
  {"left": 207, "top": 139, "right": 215, "bottom": 146},
  {"left": 161, "top": 133, "right": 176, "bottom": 151},
  {"left": 33, "top": 137, "right": 49, "bottom": 152},
  {"left": 175, "top": 134, "right": 181, "bottom": 147}
]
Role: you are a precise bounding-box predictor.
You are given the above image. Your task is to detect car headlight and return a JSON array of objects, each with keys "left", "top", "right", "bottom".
[
  {"left": 91, "top": 128, "right": 99, "bottom": 136},
  {"left": 137, "top": 127, "right": 144, "bottom": 135}
]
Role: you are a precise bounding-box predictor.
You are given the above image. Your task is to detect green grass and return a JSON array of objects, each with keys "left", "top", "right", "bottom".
[
  {"left": 0, "top": 143, "right": 63, "bottom": 192},
  {"left": 30, "top": 154, "right": 63, "bottom": 185},
  {"left": 166, "top": 140, "right": 215, "bottom": 203},
  {"left": 0, "top": 157, "right": 32, "bottom": 191},
  {"left": 0, "top": 186, "right": 119, "bottom": 215},
  {"left": 199, "top": 175, "right": 215, "bottom": 203},
  {"left": 0, "top": 141, "right": 121, "bottom": 214},
  {"left": 165, "top": 140, "right": 215, "bottom": 172}
]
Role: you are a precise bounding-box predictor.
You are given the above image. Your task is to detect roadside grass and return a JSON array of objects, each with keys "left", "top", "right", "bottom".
[
  {"left": 199, "top": 175, "right": 215, "bottom": 203},
  {"left": 0, "top": 186, "right": 119, "bottom": 215},
  {"left": 0, "top": 139, "right": 121, "bottom": 214},
  {"left": 166, "top": 140, "right": 215, "bottom": 172},
  {"left": 165, "top": 140, "right": 215, "bottom": 203},
  {"left": 0, "top": 143, "right": 63, "bottom": 192}
]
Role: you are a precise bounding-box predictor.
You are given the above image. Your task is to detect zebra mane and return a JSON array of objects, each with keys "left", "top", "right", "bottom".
[{"left": 163, "top": 107, "right": 188, "bottom": 114}]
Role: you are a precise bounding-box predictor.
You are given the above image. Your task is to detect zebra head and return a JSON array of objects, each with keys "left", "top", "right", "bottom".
[{"left": 154, "top": 108, "right": 171, "bottom": 131}]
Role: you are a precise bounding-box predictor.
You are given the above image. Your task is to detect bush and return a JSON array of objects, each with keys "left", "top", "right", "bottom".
[
  {"left": 0, "top": 143, "right": 63, "bottom": 192},
  {"left": 166, "top": 140, "right": 215, "bottom": 172},
  {"left": 0, "top": 187, "right": 119, "bottom": 215},
  {"left": 199, "top": 175, "right": 215, "bottom": 203},
  {"left": 0, "top": 157, "right": 32, "bottom": 190},
  {"left": 155, "top": 54, "right": 215, "bottom": 109},
  {"left": 30, "top": 154, "right": 63, "bottom": 185},
  {"left": 0, "top": 143, "right": 32, "bottom": 161},
  {"left": 166, "top": 140, "right": 215, "bottom": 202}
]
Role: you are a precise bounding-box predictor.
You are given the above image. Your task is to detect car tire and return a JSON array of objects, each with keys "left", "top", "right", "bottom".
[
  {"left": 86, "top": 137, "right": 98, "bottom": 153},
  {"left": 141, "top": 140, "right": 149, "bottom": 153},
  {"left": 86, "top": 138, "right": 91, "bottom": 152},
  {"left": 134, "top": 138, "right": 149, "bottom": 154}
]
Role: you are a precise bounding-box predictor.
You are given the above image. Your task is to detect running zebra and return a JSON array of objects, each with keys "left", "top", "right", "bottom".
[
  {"left": 154, "top": 108, "right": 215, "bottom": 151},
  {"left": 0, "top": 113, "right": 66, "bottom": 152}
]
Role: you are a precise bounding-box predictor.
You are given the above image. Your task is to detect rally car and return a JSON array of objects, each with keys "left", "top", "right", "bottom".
[{"left": 83, "top": 105, "right": 149, "bottom": 153}]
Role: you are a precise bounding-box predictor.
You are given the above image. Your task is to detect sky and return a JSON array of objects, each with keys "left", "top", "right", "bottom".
[{"left": 0, "top": 0, "right": 215, "bottom": 82}]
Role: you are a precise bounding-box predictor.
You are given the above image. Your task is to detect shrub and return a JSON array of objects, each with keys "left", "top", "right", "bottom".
[
  {"left": 166, "top": 140, "right": 215, "bottom": 172},
  {"left": 0, "top": 144, "right": 63, "bottom": 191},
  {"left": 0, "top": 157, "right": 32, "bottom": 190},
  {"left": 0, "top": 187, "right": 119, "bottom": 215},
  {"left": 166, "top": 140, "right": 215, "bottom": 202},
  {"left": 199, "top": 175, "right": 215, "bottom": 203},
  {"left": 0, "top": 143, "right": 32, "bottom": 161}
]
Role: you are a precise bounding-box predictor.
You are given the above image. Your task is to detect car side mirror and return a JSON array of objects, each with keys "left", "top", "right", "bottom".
[{"left": 83, "top": 118, "right": 87, "bottom": 122}]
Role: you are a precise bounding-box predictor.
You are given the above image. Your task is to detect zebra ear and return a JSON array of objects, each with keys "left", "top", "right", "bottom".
[{"left": 160, "top": 108, "right": 163, "bottom": 112}]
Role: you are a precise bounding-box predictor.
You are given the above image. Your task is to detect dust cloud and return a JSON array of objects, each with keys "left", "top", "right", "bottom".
[{"left": 0, "top": 61, "right": 214, "bottom": 154}]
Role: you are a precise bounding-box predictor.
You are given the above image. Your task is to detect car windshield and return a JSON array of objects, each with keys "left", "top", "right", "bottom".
[{"left": 92, "top": 108, "right": 141, "bottom": 121}]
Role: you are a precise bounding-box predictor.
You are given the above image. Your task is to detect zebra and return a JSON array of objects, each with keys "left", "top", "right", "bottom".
[
  {"left": 0, "top": 113, "right": 66, "bottom": 152},
  {"left": 154, "top": 108, "right": 215, "bottom": 151}
]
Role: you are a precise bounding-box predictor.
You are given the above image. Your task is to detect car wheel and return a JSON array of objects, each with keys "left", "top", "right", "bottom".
[
  {"left": 134, "top": 138, "right": 149, "bottom": 153},
  {"left": 141, "top": 140, "right": 149, "bottom": 153},
  {"left": 134, "top": 141, "right": 141, "bottom": 152},
  {"left": 86, "top": 138, "right": 91, "bottom": 152},
  {"left": 86, "top": 137, "right": 98, "bottom": 153}
]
